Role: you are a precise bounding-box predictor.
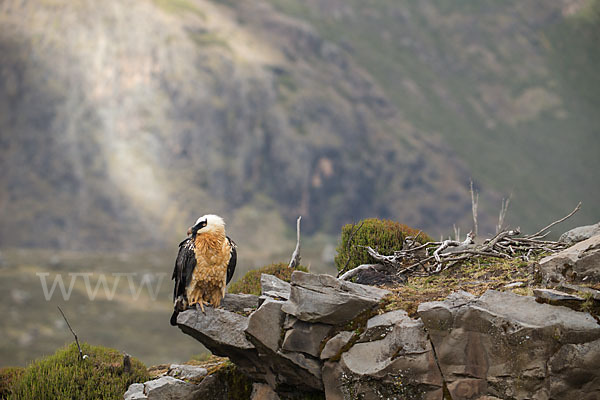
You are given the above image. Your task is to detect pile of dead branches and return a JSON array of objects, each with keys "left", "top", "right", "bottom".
[{"left": 339, "top": 202, "right": 581, "bottom": 281}]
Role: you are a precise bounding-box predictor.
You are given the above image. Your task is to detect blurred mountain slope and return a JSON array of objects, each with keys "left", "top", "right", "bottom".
[
  {"left": 0, "top": 0, "right": 476, "bottom": 251},
  {"left": 265, "top": 0, "right": 600, "bottom": 231}
]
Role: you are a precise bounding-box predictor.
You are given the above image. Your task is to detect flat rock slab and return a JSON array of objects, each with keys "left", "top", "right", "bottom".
[
  {"left": 560, "top": 222, "right": 600, "bottom": 244},
  {"left": 125, "top": 376, "right": 198, "bottom": 400},
  {"left": 539, "top": 234, "right": 600, "bottom": 284},
  {"left": 281, "top": 271, "right": 391, "bottom": 325},
  {"left": 559, "top": 282, "right": 600, "bottom": 300},
  {"left": 282, "top": 319, "right": 332, "bottom": 357},
  {"left": 177, "top": 307, "right": 254, "bottom": 351},
  {"left": 246, "top": 299, "right": 286, "bottom": 352},
  {"left": 221, "top": 293, "right": 260, "bottom": 313},
  {"left": 533, "top": 288, "right": 584, "bottom": 303},
  {"left": 261, "top": 274, "right": 291, "bottom": 300},
  {"left": 320, "top": 331, "right": 354, "bottom": 360},
  {"left": 167, "top": 364, "right": 208, "bottom": 381},
  {"left": 418, "top": 289, "right": 600, "bottom": 400},
  {"left": 177, "top": 306, "right": 267, "bottom": 381}
]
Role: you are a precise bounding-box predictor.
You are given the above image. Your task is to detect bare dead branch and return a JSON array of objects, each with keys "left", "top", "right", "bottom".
[
  {"left": 470, "top": 179, "right": 479, "bottom": 238},
  {"left": 527, "top": 202, "right": 582, "bottom": 239},
  {"left": 337, "top": 196, "right": 581, "bottom": 282},
  {"left": 339, "top": 264, "right": 388, "bottom": 281},
  {"left": 57, "top": 306, "right": 85, "bottom": 361},
  {"left": 496, "top": 195, "right": 512, "bottom": 234},
  {"left": 288, "top": 216, "right": 302, "bottom": 269}
]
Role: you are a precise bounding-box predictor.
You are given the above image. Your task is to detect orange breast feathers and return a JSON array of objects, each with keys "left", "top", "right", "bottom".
[{"left": 187, "top": 232, "right": 232, "bottom": 310}]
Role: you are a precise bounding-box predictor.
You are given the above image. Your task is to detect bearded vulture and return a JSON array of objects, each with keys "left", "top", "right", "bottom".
[{"left": 170, "top": 214, "right": 237, "bottom": 326}]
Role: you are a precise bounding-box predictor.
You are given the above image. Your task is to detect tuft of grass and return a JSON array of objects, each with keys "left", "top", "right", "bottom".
[
  {"left": 8, "top": 343, "right": 149, "bottom": 400},
  {"left": 229, "top": 262, "right": 308, "bottom": 296},
  {"left": 334, "top": 218, "right": 432, "bottom": 273}
]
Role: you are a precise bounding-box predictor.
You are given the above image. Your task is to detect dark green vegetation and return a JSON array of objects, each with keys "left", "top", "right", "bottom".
[
  {"left": 334, "top": 218, "right": 432, "bottom": 273},
  {"left": 6, "top": 343, "right": 149, "bottom": 400},
  {"left": 0, "top": 367, "right": 23, "bottom": 399},
  {"left": 229, "top": 262, "right": 308, "bottom": 296}
]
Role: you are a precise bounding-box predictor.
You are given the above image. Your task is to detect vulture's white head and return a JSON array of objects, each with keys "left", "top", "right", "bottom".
[{"left": 188, "top": 214, "right": 226, "bottom": 237}]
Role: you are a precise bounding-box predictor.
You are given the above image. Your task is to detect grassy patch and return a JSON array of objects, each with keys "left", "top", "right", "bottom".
[
  {"left": 229, "top": 262, "right": 308, "bottom": 296},
  {"left": 334, "top": 218, "right": 432, "bottom": 274},
  {"left": 381, "top": 256, "right": 541, "bottom": 317},
  {"left": 8, "top": 343, "right": 149, "bottom": 400}
]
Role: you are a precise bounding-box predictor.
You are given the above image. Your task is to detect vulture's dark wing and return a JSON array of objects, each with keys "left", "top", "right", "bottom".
[
  {"left": 172, "top": 237, "right": 196, "bottom": 301},
  {"left": 170, "top": 238, "right": 196, "bottom": 326},
  {"left": 226, "top": 236, "right": 237, "bottom": 284}
]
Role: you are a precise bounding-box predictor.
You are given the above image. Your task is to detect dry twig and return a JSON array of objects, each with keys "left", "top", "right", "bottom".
[
  {"left": 288, "top": 216, "right": 302, "bottom": 269},
  {"left": 496, "top": 195, "right": 512, "bottom": 234},
  {"left": 57, "top": 306, "right": 86, "bottom": 361},
  {"left": 527, "top": 202, "right": 581, "bottom": 239},
  {"left": 350, "top": 203, "right": 581, "bottom": 279},
  {"left": 470, "top": 180, "right": 479, "bottom": 238}
]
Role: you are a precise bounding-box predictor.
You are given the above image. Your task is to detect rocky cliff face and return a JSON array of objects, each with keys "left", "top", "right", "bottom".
[
  {"left": 0, "top": 0, "right": 476, "bottom": 251},
  {"left": 167, "top": 251, "right": 600, "bottom": 399}
]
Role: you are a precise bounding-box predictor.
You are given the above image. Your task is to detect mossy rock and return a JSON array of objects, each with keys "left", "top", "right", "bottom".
[
  {"left": 8, "top": 343, "right": 149, "bottom": 400},
  {"left": 229, "top": 262, "right": 308, "bottom": 296},
  {"left": 334, "top": 218, "right": 432, "bottom": 273}
]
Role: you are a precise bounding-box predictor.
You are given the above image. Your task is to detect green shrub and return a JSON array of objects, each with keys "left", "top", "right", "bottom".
[
  {"left": 9, "top": 343, "right": 149, "bottom": 400},
  {"left": 334, "top": 218, "right": 432, "bottom": 273},
  {"left": 0, "top": 367, "right": 24, "bottom": 399},
  {"left": 229, "top": 262, "right": 308, "bottom": 295}
]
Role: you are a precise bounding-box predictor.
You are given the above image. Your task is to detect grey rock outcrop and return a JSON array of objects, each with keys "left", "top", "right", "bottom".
[
  {"left": 220, "top": 294, "right": 260, "bottom": 313},
  {"left": 326, "top": 309, "right": 443, "bottom": 399},
  {"left": 281, "top": 319, "right": 332, "bottom": 357},
  {"left": 418, "top": 289, "right": 600, "bottom": 399},
  {"left": 533, "top": 288, "right": 584, "bottom": 304},
  {"left": 281, "top": 271, "right": 391, "bottom": 324},
  {"left": 124, "top": 376, "right": 198, "bottom": 400},
  {"left": 246, "top": 299, "right": 286, "bottom": 353},
  {"left": 560, "top": 222, "right": 600, "bottom": 244},
  {"left": 320, "top": 331, "right": 354, "bottom": 360},
  {"left": 250, "top": 383, "right": 281, "bottom": 400},
  {"left": 547, "top": 337, "right": 600, "bottom": 397},
  {"left": 177, "top": 306, "right": 254, "bottom": 351},
  {"left": 261, "top": 274, "right": 291, "bottom": 301},
  {"left": 124, "top": 383, "right": 146, "bottom": 400},
  {"left": 539, "top": 234, "right": 600, "bottom": 284},
  {"left": 167, "top": 364, "right": 208, "bottom": 381},
  {"left": 176, "top": 295, "right": 267, "bottom": 381},
  {"left": 170, "top": 269, "right": 600, "bottom": 399}
]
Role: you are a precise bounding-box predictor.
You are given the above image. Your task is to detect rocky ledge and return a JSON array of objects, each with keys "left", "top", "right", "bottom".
[
  {"left": 173, "top": 263, "right": 600, "bottom": 399},
  {"left": 126, "top": 233, "right": 600, "bottom": 399}
]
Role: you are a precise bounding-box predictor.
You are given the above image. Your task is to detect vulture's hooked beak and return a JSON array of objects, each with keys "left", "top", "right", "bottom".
[{"left": 187, "top": 226, "right": 193, "bottom": 236}]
